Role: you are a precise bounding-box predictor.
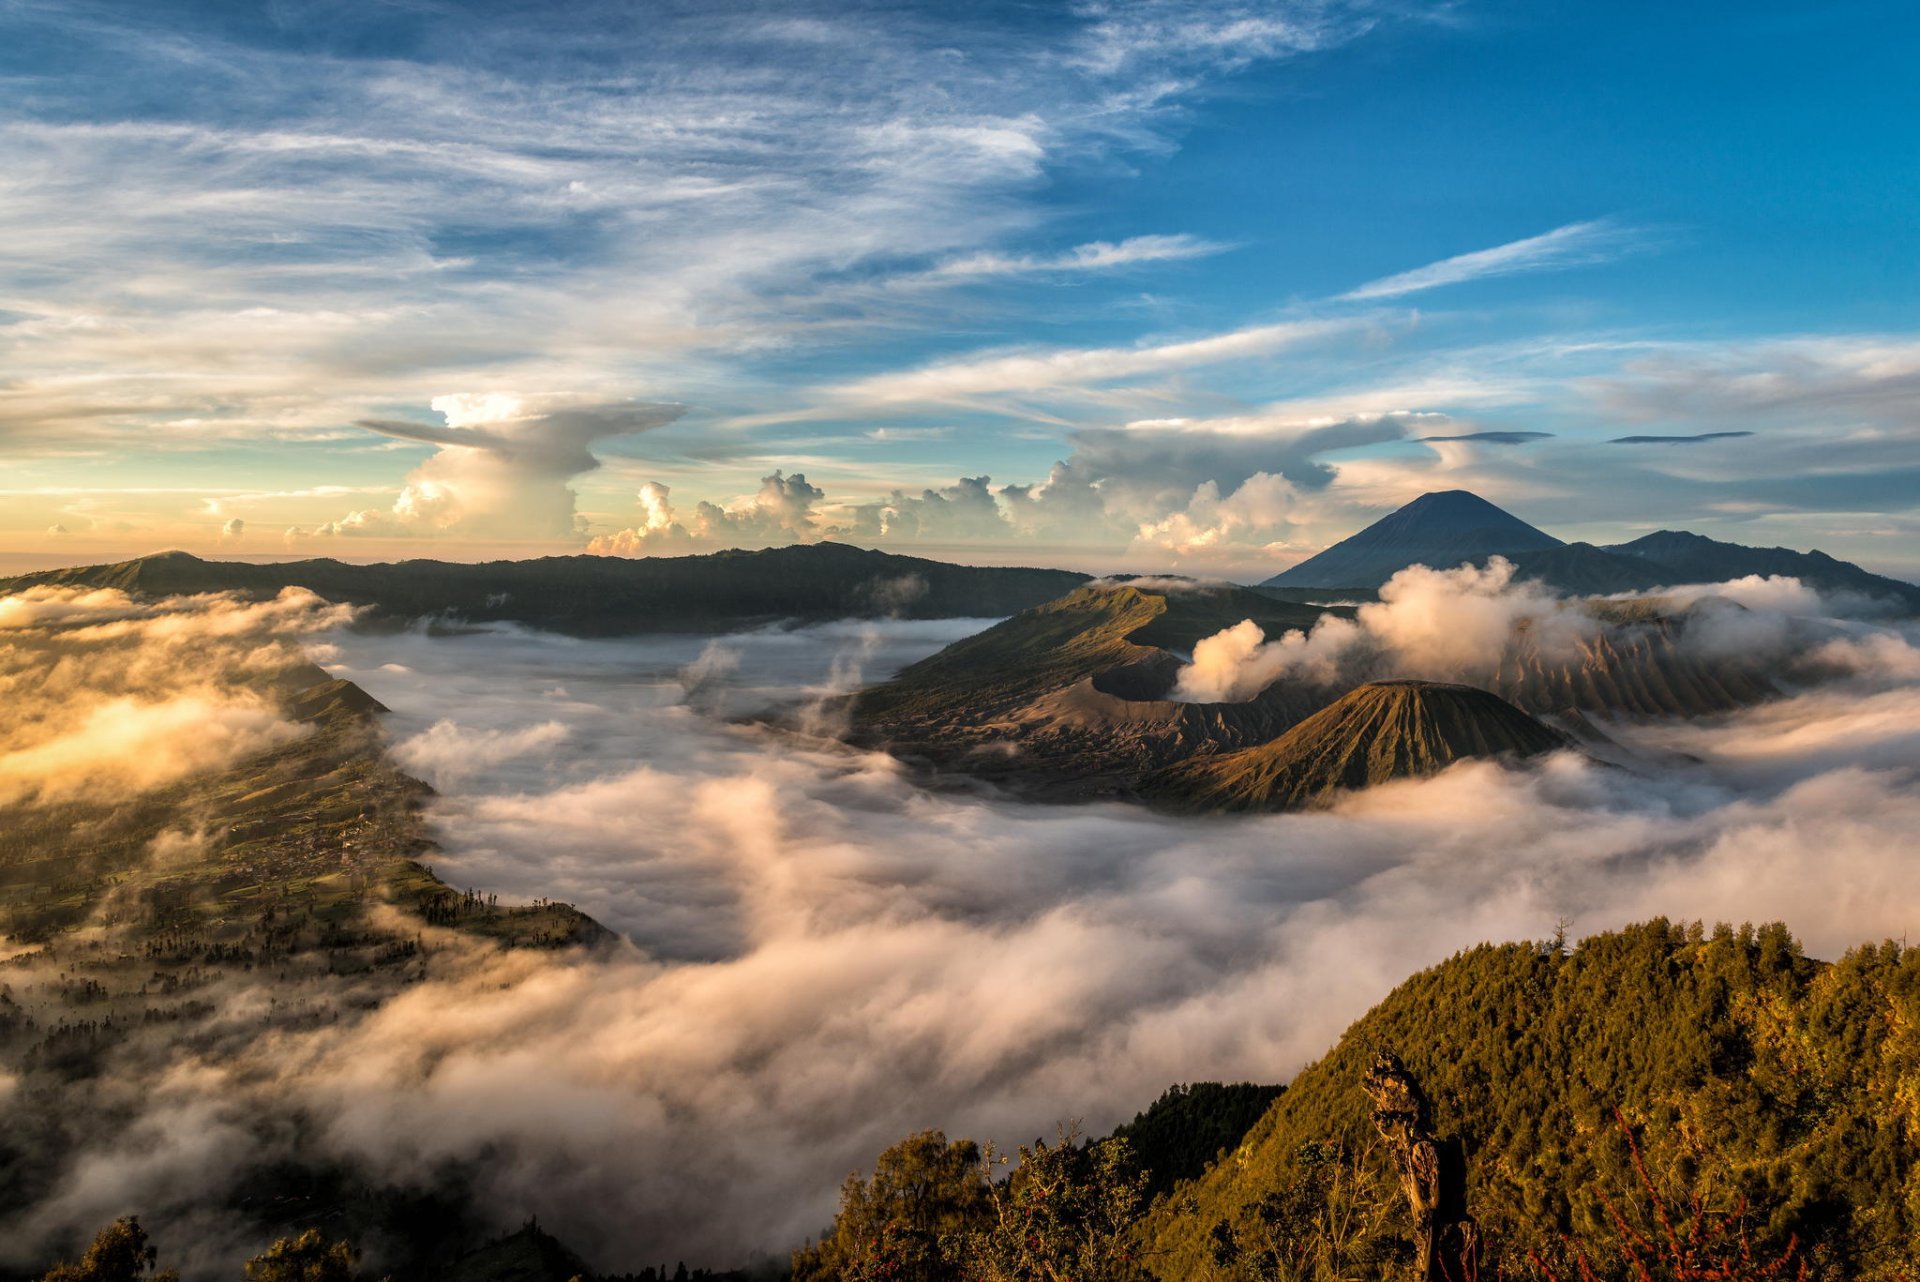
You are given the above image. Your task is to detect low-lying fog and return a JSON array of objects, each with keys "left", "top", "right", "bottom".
[
  {"left": 308, "top": 598, "right": 1919, "bottom": 1267},
  {"left": 5, "top": 583, "right": 1918, "bottom": 1274}
]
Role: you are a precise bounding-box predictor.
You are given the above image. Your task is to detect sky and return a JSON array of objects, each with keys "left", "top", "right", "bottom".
[{"left": 2, "top": 0, "right": 1917, "bottom": 580}]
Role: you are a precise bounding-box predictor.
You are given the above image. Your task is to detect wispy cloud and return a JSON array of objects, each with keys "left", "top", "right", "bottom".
[
  {"left": 926, "top": 233, "right": 1229, "bottom": 279},
  {"left": 1340, "top": 219, "right": 1645, "bottom": 301},
  {"left": 0, "top": 1, "right": 1399, "bottom": 470},
  {"left": 799, "top": 318, "right": 1361, "bottom": 416}
]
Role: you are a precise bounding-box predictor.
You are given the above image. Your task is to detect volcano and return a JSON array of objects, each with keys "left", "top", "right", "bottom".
[
  {"left": 1263, "top": 490, "right": 1563, "bottom": 589},
  {"left": 1139, "top": 679, "right": 1567, "bottom": 812}
]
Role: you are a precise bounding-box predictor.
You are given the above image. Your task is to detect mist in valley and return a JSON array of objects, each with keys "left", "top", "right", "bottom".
[{"left": 3, "top": 579, "right": 1918, "bottom": 1275}]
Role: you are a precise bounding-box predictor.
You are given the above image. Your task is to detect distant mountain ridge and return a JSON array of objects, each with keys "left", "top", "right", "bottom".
[
  {"left": 1264, "top": 491, "right": 1920, "bottom": 610},
  {"left": 0, "top": 544, "right": 1091, "bottom": 636}
]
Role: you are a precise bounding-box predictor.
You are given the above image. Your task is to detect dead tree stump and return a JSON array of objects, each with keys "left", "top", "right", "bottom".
[{"left": 1362, "top": 1051, "right": 1480, "bottom": 1282}]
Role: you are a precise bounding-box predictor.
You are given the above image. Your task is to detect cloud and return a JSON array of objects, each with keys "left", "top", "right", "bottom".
[
  {"left": 1609, "top": 431, "right": 1755, "bottom": 445},
  {"left": 1341, "top": 219, "right": 1644, "bottom": 301},
  {"left": 1133, "top": 472, "right": 1310, "bottom": 565},
  {"left": 588, "top": 470, "right": 825, "bottom": 555},
  {"left": 392, "top": 719, "right": 572, "bottom": 789},
  {"left": 588, "top": 409, "right": 1417, "bottom": 569},
  {"left": 0, "top": 1, "right": 1407, "bottom": 470},
  {"left": 841, "top": 476, "right": 1008, "bottom": 542},
  {"left": 0, "top": 585, "right": 351, "bottom": 805},
  {"left": 8, "top": 590, "right": 1920, "bottom": 1271},
  {"left": 807, "top": 318, "right": 1358, "bottom": 414},
  {"left": 927, "top": 234, "right": 1228, "bottom": 279},
  {"left": 1171, "top": 556, "right": 1595, "bottom": 700},
  {"left": 1419, "top": 430, "right": 1553, "bottom": 445},
  {"left": 318, "top": 396, "right": 685, "bottom": 541}
]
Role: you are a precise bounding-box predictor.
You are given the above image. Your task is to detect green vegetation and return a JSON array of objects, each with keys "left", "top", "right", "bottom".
[
  {"left": 791, "top": 1131, "right": 991, "bottom": 1282},
  {"left": 26, "top": 920, "right": 1920, "bottom": 1280},
  {"left": 0, "top": 545, "right": 1088, "bottom": 638},
  {"left": 0, "top": 660, "right": 606, "bottom": 1281},
  {"left": 1112, "top": 1084, "right": 1288, "bottom": 1202},
  {"left": 791, "top": 1128, "right": 1155, "bottom": 1282},
  {"left": 34, "top": 1220, "right": 178, "bottom": 1282},
  {"left": 1146, "top": 920, "right": 1920, "bottom": 1279},
  {"left": 1139, "top": 680, "right": 1567, "bottom": 812},
  {"left": 242, "top": 1232, "right": 360, "bottom": 1282},
  {"left": 793, "top": 920, "right": 1920, "bottom": 1280},
  {"left": 0, "top": 667, "right": 600, "bottom": 951}
]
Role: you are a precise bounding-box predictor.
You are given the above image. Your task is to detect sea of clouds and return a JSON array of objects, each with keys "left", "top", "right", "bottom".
[{"left": 3, "top": 578, "right": 1918, "bottom": 1274}]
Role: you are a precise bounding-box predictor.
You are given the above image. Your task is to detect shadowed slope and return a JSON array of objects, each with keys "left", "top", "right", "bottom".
[
  {"left": 1141, "top": 680, "right": 1567, "bottom": 812},
  {"left": 1604, "top": 529, "right": 1920, "bottom": 610},
  {"left": 0, "top": 544, "right": 1090, "bottom": 637},
  {"left": 1262, "top": 491, "right": 1919, "bottom": 610},
  {"left": 1264, "top": 491, "right": 1562, "bottom": 589}
]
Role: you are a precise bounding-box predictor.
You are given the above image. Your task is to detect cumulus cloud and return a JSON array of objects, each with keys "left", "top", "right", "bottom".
[
  {"left": 1132, "top": 472, "right": 1308, "bottom": 565},
  {"left": 317, "top": 395, "right": 685, "bottom": 542},
  {"left": 588, "top": 470, "right": 825, "bottom": 555},
  {"left": 842, "top": 475, "right": 1007, "bottom": 542},
  {"left": 586, "top": 410, "right": 1413, "bottom": 567}
]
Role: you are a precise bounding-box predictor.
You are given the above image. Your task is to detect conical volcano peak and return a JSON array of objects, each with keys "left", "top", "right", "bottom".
[
  {"left": 1140, "top": 679, "right": 1567, "bottom": 812},
  {"left": 1263, "top": 489, "right": 1562, "bottom": 589}
]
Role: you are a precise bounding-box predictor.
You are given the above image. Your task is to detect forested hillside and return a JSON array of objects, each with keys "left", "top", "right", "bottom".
[{"left": 787, "top": 920, "right": 1920, "bottom": 1281}]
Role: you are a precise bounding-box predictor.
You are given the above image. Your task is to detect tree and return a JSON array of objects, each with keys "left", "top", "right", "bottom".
[
  {"left": 243, "top": 1230, "right": 359, "bottom": 1282},
  {"left": 965, "top": 1127, "right": 1155, "bottom": 1282},
  {"left": 36, "top": 1218, "right": 178, "bottom": 1282},
  {"left": 791, "top": 1129, "right": 991, "bottom": 1282}
]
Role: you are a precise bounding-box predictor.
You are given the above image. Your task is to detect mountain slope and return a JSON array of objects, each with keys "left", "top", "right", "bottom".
[
  {"left": 848, "top": 584, "right": 1344, "bottom": 799},
  {"left": 1488, "top": 606, "right": 1777, "bottom": 718},
  {"left": 1503, "top": 542, "right": 1677, "bottom": 594},
  {"left": 1264, "top": 491, "right": 1563, "bottom": 589},
  {"left": 1604, "top": 529, "right": 1920, "bottom": 610},
  {"left": 1141, "top": 920, "right": 1920, "bottom": 1278},
  {"left": 0, "top": 544, "right": 1090, "bottom": 636},
  {"left": 1262, "top": 490, "right": 1920, "bottom": 610},
  {"left": 1139, "top": 680, "right": 1566, "bottom": 811}
]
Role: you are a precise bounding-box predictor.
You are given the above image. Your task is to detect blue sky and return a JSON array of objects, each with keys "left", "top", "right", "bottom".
[{"left": 2, "top": 0, "right": 1917, "bottom": 578}]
